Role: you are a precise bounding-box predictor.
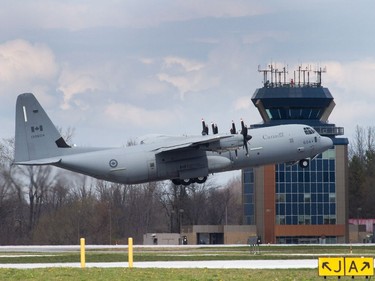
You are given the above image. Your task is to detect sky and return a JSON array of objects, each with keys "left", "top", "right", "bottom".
[{"left": 1, "top": 0, "right": 375, "bottom": 183}]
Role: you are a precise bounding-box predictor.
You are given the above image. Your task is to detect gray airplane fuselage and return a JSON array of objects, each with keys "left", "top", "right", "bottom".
[
  {"left": 14, "top": 93, "right": 333, "bottom": 185},
  {"left": 54, "top": 124, "right": 331, "bottom": 184}
]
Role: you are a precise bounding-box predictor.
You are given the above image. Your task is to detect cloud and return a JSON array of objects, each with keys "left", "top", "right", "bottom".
[
  {"left": 57, "top": 56, "right": 180, "bottom": 111},
  {"left": 325, "top": 60, "right": 375, "bottom": 101},
  {"left": 233, "top": 96, "right": 252, "bottom": 110},
  {"left": 0, "top": 39, "right": 60, "bottom": 140},
  {"left": 57, "top": 64, "right": 104, "bottom": 110},
  {"left": 134, "top": 75, "right": 170, "bottom": 97},
  {"left": 157, "top": 56, "right": 219, "bottom": 99},
  {"left": 320, "top": 59, "right": 375, "bottom": 139},
  {"left": 0, "top": 1, "right": 111, "bottom": 31},
  {"left": 0, "top": 0, "right": 271, "bottom": 31},
  {"left": 104, "top": 102, "right": 181, "bottom": 128},
  {"left": 162, "top": 56, "right": 204, "bottom": 72},
  {"left": 0, "top": 39, "right": 57, "bottom": 85}
]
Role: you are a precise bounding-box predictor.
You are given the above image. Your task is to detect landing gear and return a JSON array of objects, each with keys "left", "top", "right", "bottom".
[
  {"left": 171, "top": 178, "right": 192, "bottom": 185},
  {"left": 299, "top": 159, "right": 309, "bottom": 168},
  {"left": 171, "top": 176, "right": 208, "bottom": 185},
  {"left": 181, "top": 179, "right": 192, "bottom": 186},
  {"left": 195, "top": 176, "right": 207, "bottom": 184},
  {"left": 172, "top": 179, "right": 183, "bottom": 185}
]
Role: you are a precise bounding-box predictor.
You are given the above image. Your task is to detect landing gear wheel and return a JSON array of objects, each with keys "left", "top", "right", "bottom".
[
  {"left": 299, "top": 159, "right": 309, "bottom": 168},
  {"left": 195, "top": 176, "right": 207, "bottom": 184},
  {"left": 181, "top": 179, "right": 192, "bottom": 186},
  {"left": 172, "top": 179, "right": 182, "bottom": 185}
]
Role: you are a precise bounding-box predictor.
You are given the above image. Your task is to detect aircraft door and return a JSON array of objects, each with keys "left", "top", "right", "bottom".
[
  {"left": 147, "top": 159, "right": 157, "bottom": 181},
  {"left": 310, "top": 136, "right": 318, "bottom": 155}
]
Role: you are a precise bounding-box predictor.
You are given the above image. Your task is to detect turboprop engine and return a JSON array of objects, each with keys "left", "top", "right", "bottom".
[{"left": 200, "top": 119, "right": 252, "bottom": 155}]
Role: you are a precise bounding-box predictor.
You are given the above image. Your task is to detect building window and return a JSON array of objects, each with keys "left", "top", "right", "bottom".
[
  {"left": 276, "top": 215, "right": 285, "bottom": 225},
  {"left": 276, "top": 193, "right": 285, "bottom": 202},
  {"left": 329, "top": 193, "right": 336, "bottom": 203},
  {"left": 275, "top": 150, "right": 337, "bottom": 226},
  {"left": 304, "top": 193, "right": 311, "bottom": 202},
  {"left": 243, "top": 169, "right": 255, "bottom": 225},
  {"left": 276, "top": 236, "right": 337, "bottom": 244}
]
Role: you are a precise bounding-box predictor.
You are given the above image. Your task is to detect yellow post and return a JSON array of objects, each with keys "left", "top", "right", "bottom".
[
  {"left": 128, "top": 237, "right": 133, "bottom": 268},
  {"left": 80, "top": 238, "right": 86, "bottom": 268}
]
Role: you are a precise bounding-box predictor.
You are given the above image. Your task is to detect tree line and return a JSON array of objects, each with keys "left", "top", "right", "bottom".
[
  {"left": 0, "top": 137, "right": 242, "bottom": 245},
  {"left": 348, "top": 126, "right": 375, "bottom": 219}
]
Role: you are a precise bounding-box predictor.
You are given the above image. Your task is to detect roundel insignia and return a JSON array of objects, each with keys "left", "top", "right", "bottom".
[{"left": 109, "top": 159, "right": 118, "bottom": 168}]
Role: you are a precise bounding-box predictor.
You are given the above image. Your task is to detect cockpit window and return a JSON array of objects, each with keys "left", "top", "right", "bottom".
[{"left": 303, "top": 127, "right": 315, "bottom": 135}]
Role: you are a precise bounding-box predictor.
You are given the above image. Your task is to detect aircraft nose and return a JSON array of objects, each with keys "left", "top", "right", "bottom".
[{"left": 321, "top": 136, "right": 333, "bottom": 150}]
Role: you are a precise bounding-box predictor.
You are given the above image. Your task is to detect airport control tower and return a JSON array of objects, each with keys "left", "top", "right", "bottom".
[{"left": 243, "top": 65, "right": 349, "bottom": 244}]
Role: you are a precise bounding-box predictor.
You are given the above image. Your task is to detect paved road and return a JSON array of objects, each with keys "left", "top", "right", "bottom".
[
  {"left": 5, "top": 244, "right": 365, "bottom": 269},
  {"left": 0, "top": 259, "right": 318, "bottom": 269}
]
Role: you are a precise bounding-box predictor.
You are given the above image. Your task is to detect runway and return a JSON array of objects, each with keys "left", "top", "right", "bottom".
[
  {"left": 0, "top": 259, "right": 317, "bottom": 269},
  {"left": 4, "top": 244, "right": 353, "bottom": 269}
]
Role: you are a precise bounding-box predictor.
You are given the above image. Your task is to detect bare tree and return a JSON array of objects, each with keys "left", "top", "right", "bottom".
[
  {"left": 156, "top": 181, "right": 193, "bottom": 233},
  {"left": 0, "top": 138, "right": 29, "bottom": 243},
  {"left": 348, "top": 125, "right": 375, "bottom": 218},
  {"left": 184, "top": 182, "right": 211, "bottom": 225}
]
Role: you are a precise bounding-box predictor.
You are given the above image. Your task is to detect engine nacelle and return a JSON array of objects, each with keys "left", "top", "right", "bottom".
[
  {"left": 202, "top": 134, "right": 244, "bottom": 152},
  {"left": 207, "top": 155, "right": 232, "bottom": 172}
]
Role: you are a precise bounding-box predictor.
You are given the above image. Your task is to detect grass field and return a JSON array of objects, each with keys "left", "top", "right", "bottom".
[
  {"left": 0, "top": 245, "right": 374, "bottom": 280},
  {"left": 0, "top": 268, "right": 325, "bottom": 281}
]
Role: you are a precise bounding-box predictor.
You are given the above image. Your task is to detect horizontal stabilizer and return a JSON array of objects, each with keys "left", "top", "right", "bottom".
[{"left": 13, "top": 157, "right": 61, "bottom": 166}]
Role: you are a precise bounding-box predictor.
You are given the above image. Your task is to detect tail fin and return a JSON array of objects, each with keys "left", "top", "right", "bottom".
[{"left": 14, "top": 93, "right": 70, "bottom": 164}]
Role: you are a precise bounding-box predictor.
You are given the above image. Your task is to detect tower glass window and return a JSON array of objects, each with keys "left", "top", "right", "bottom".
[
  {"left": 275, "top": 148, "right": 336, "bottom": 226},
  {"left": 243, "top": 168, "right": 255, "bottom": 224}
]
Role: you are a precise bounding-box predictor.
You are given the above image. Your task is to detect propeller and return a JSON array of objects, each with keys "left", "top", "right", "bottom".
[
  {"left": 211, "top": 122, "right": 218, "bottom": 134},
  {"left": 240, "top": 119, "right": 252, "bottom": 156},
  {"left": 230, "top": 121, "right": 236, "bottom": 134},
  {"left": 202, "top": 118, "right": 252, "bottom": 156},
  {"left": 230, "top": 120, "right": 252, "bottom": 157},
  {"left": 201, "top": 119, "right": 209, "bottom": 135},
  {"left": 230, "top": 121, "right": 238, "bottom": 157}
]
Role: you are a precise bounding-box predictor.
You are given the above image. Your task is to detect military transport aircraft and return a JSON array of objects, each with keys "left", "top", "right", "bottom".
[{"left": 14, "top": 93, "right": 333, "bottom": 185}]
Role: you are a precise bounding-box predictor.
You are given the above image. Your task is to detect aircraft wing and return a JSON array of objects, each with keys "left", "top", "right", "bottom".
[{"left": 152, "top": 134, "right": 242, "bottom": 154}]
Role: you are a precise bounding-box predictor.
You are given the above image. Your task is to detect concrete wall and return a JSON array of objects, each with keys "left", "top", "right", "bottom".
[
  {"left": 181, "top": 225, "right": 257, "bottom": 245},
  {"left": 224, "top": 225, "right": 257, "bottom": 244},
  {"left": 143, "top": 233, "right": 181, "bottom": 245}
]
